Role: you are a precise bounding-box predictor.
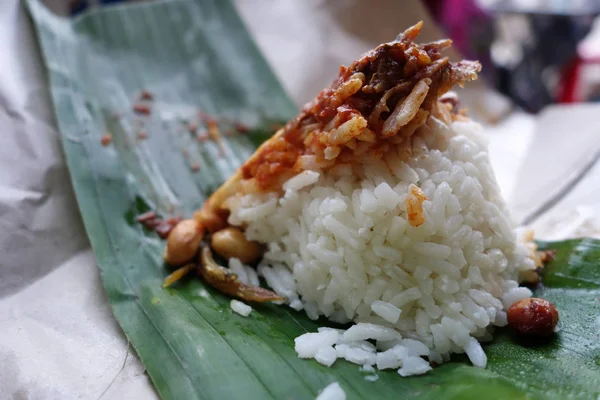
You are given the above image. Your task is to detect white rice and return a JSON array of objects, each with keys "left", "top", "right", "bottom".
[
  {"left": 228, "top": 258, "right": 260, "bottom": 287},
  {"left": 315, "top": 346, "right": 337, "bottom": 367},
  {"left": 316, "top": 382, "right": 346, "bottom": 400},
  {"left": 230, "top": 300, "right": 252, "bottom": 317},
  {"left": 370, "top": 300, "right": 402, "bottom": 324},
  {"left": 226, "top": 118, "right": 536, "bottom": 376},
  {"left": 359, "top": 364, "right": 375, "bottom": 373},
  {"left": 501, "top": 286, "right": 533, "bottom": 309},
  {"left": 398, "top": 356, "right": 432, "bottom": 377},
  {"left": 376, "top": 345, "right": 408, "bottom": 370},
  {"left": 336, "top": 342, "right": 377, "bottom": 365},
  {"left": 343, "top": 323, "right": 402, "bottom": 342},
  {"left": 295, "top": 330, "right": 339, "bottom": 358}
]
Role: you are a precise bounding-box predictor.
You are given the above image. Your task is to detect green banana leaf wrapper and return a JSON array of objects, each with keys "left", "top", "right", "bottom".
[{"left": 26, "top": 0, "right": 600, "bottom": 399}]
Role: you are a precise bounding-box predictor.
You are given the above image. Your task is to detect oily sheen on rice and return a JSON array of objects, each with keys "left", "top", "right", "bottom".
[{"left": 225, "top": 118, "right": 535, "bottom": 374}]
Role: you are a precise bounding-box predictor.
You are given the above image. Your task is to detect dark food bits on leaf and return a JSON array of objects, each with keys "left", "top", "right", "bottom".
[
  {"left": 136, "top": 131, "right": 148, "bottom": 140},
  {"left": 234, "top": 122, "right": 249, "bottom": 133},
  {"left": 137, "top": 211, "right": 158, "bottom": 225},
  {"left": 100, "top": 133, "right": 113, "bottom": 146},
  {"left": 155, "top": 218, "right": 182, "bottom": 239},
  {"left": 137, "top": 211, "right": 182, "bottom": 239},
  {"left": 139, "top": 90, "right": 154, "bottom": 101},
  {"left": 133, "top": 103, "right": 151, "bottom": 115}
]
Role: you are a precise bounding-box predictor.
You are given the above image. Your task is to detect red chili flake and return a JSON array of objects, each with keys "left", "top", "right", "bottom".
[
  {"left": 191, "top": 163, "right": 201, "bottom": 173},
  {"left": 133, "top": 104, "right": 151, "bottom": 115},
  {"left": 182, "top": 148, "right": 189, "bottom": 157},
  {"left": 136, "top": 131, "right": 148, "bottom": 140},
  {"left": 139, "top": 90, "right": 154, "bottom": 101},
  {"left": 234, "top": 122, "right": 249, "bottom": 133},
  {"left": 196, "top": 133, "right": 208, "bottom": 142},
  {"left": 100, "top": 133, "right": 113, "bottom": 146}
]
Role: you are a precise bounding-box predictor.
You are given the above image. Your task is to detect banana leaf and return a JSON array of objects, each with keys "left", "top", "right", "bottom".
[{"left": 26, "top": 0, "right": 600, "bottom": 399}]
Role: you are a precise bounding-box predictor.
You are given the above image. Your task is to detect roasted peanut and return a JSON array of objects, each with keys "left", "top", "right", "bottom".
[
  {"left": 163, "top": 219, "right": 205, "bottom": 266},
  {"left": 194, "top": 204, "right": 228, "bottom": 233},
  {"left": 507, "top": 298, "right": 559, "bottom": 337},
  {"left": 211, "top": 227, "right": 262, "bottom": 264}
]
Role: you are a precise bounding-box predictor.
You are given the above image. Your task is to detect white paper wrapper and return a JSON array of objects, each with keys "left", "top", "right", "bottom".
[{"left": 1, "top": 0, "right": 599, "bottom": 398}]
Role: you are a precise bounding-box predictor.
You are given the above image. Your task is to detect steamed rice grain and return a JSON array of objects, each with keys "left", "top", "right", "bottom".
[
  {"left": 227, "top": 119, "right": 536, "bottom": 376},
  {"left": 316, "top": 382, "right": 346, "bottom": 400},
  {"left": 230, "top": 300, "right": 252, "bottom": 317}
]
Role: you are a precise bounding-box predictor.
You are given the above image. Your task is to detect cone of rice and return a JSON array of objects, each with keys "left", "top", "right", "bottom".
[{"left": 167, "top": 21, "right": 540, "bottom": 376}]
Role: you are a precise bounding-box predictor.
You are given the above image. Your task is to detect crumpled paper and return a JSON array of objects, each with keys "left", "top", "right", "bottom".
[
  {"left": 1, "top": 1, "right": 598, "bottom": 399},
  {"left": 0, "top": 1, "right": 151, "bottom": 399}
]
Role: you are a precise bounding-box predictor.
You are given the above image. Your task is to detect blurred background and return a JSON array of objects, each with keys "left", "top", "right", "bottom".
[{"left": 50, "top": 0, "right": 600, "bottom": 117}]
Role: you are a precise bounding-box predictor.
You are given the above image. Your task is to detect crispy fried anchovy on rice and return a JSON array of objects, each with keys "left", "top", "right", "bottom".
[{"left": 202, "top": 21, "right": 480, "bottom": 220}]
